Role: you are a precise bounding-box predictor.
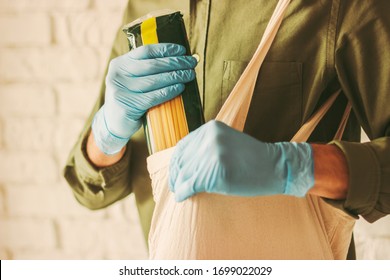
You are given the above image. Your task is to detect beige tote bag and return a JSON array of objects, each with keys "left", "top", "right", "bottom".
[{"left": 147, "top": 0, "right": 355, "bottom": 259}]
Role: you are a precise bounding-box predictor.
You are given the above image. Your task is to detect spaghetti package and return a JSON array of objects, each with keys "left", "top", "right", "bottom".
[{"left": 123, "top": 10, "right": 204, "bottom": 154}]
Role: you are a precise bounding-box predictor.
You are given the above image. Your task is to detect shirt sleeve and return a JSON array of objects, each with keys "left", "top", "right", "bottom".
[
  {"left": 331, "top": 1, "right": 390, "bottom": 223},
  {"left": 63, "top": 2, "right": 136, "bottom": 210}
]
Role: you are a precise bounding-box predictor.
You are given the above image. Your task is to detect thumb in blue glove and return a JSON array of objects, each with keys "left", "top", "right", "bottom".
[
  {"left": 169, "top": 120, "right": 314, "bottom": 202},
  {"left": 92, "top": 43, "right": 198, "bottom": 155}
]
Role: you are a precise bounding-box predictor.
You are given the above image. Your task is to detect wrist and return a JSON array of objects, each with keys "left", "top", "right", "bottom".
[
  {"left": 276, "top": 142, "right": 314, "bottom": 197},
  {"left": 308, "top": 143, "right": 349, "bottom": 199},
  {"left": 92, "top": 108, "right": 131, "bottom": 155},
  {"left": 86, "top": 130, "right": 126, "bottom": 168}
]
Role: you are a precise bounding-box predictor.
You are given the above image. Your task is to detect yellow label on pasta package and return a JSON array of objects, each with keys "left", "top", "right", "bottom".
[{"left": 141, "top": 17, "right": 159, "bottom": 45}]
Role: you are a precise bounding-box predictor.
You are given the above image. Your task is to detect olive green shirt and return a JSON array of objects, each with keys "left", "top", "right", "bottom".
[{"left": 64, "top": 0, "right": 390, "bottom": 246}]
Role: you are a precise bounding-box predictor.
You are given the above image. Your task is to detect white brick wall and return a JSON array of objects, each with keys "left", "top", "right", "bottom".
[
  {"left": 0, "top": 14, "right": 51, "bottom": 46},
  {"left": 0, "top": 0, "right": 389, "bottom": 260},
  {"left": 0, "top": 85, "right": 55, "bottom": 117},
  {"left": 0, "top": 0, "right": 148, "bottom": 260}
]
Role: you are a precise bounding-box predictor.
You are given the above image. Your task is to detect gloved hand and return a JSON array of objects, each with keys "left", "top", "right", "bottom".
[
  {"left": 169, "top": 120, "right": 314, "bottom": 202},
  {"left": 92, "top": 43, "right": 197, "bottom": 155}
]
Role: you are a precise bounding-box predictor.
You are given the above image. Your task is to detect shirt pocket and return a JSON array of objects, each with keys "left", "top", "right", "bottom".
[{"left": 222, "top": 60, "right": 303, "bottom": 142}]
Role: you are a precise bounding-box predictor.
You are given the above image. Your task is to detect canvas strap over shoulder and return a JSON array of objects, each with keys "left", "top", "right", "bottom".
[{"left": 215, "top": 0, "right": 351, "bottom": 138}]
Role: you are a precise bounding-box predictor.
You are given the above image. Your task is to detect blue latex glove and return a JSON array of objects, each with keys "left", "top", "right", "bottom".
[
  {"left": 169, "top": 120, "right": 314, "bottom": 202},
  {"left": 92, "top": 43, "right": 197, "bottom": 155}
]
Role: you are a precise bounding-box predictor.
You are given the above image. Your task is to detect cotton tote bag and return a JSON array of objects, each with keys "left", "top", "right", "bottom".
[{"left": 146, "top": 0, "right": 355, "bottom": 259}]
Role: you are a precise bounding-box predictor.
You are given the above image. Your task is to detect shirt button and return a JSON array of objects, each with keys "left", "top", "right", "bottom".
[{"left": 192, "top": 53, "right": 200, "bottom": 62}]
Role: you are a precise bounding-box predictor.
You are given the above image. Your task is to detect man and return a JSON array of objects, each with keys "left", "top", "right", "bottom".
[{"left": 64, "top": 0, "right": 390, "bottom": 258}]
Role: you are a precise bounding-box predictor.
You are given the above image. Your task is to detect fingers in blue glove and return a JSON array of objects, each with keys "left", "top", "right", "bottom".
[
  {"left": 169, "top": 121, "right": 231, "bottom": 201},
  {"left": 109, "top": 43, "right": 198, "bottom": 77},
  {"left": 108, "top": 69, "right": 195, "bottom": 93},
  {"left": 109, "top": 83, "right": 186, "bottom": 120},
  {"left": 169, "top": 120, "right": 315, "bottom": 202}
]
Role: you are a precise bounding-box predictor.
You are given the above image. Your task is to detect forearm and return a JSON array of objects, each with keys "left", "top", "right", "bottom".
[
  {"left": 308, "top": 143, "right": 349, "bottom": 200},
  {"left": 63, "top": 129, "right": 132, "bottom": 210},
  {"left": 86, "top": 130, "right": 126, "bottom": 168}
]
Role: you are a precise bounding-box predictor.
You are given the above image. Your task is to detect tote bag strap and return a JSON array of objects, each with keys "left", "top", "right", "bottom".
[
  {"left": 215, "top": 0, "right": 352, "bottom": 141},
  {"left": 215, "top": 0, "right": 292, "bottom": 131},
  {"left": 291, "top": 90, "right": 352, "bottom": 142}
]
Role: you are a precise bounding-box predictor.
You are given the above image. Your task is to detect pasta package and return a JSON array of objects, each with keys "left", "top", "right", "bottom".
[{"left": 123, "top": 10, "right": 204, "bottom": 154}]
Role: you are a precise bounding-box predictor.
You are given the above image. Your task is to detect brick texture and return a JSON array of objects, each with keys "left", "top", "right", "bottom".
[
  {"left": 3, "top": 117, "right": 55, "bottom": 152},
  {"left": 0, "top": 0, "right": 91, "bottom": 12},
  {"left": 0, "top": 48, "right": 100, "bottom": 83},
  {"left": 0, "top": 0, "right": 389, "bottom": 260},
  {"left": 0, "top": 218, "right": 57, "bottom": 250},
  {"left": 0, "top": 14, "right": 50, "bottom": 47},
  {"left": 53, "top": 12, "right": 124, "bottom": 47},
  {"left": 0, "top": 119, "right": 3, "bottom": 149},
  {"left": 0, "top": 151, "right": 58, "bottom": 184},
  {"left": 0, "top": 85, "right": 55, "bottom": 117}
]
